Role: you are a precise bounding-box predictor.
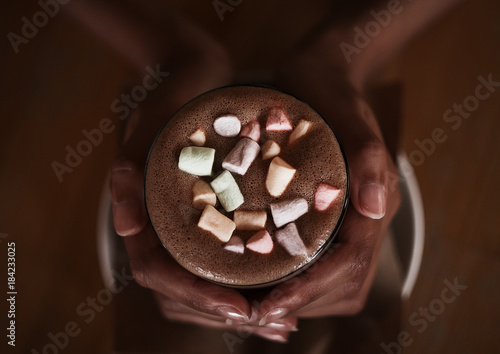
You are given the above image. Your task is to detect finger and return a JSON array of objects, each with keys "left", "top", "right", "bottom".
[
  {"left": 154, "top": 293, "right": 292, "bottom": 343},
  {"left": 151, "top": 309, "right": 291, "bottom": 343},
  {"left": 111, "top": 152, "right": 147, "bottom": 237},
  {"left": 154, "top": 292, "right": 227, "bottom": 322},
  {"left": 256, "top": 209, "right": 380, "bottom": 325},
  {"left": 348, "top": 139, "right": 389, "bottom": 220},
  {"left": 125, "top": 227, "right": 252, "bottom": 322},
  {"left": 290, "top": 262, "right": 377, "bottom": 317}
]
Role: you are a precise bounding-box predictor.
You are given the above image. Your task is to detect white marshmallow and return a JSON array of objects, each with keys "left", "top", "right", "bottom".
[
  {"left": 222, "top": 138, "right": 261, "bottom": 175},
  {"left": 265, "top": 157, "right": 296, "bottom": 197},
  {"left": 261, "top": 140, "right": 281, "bottom": 160},
  {"left": 270, "top": 198, "right": 308, "bottom": 228},
  {"left": 178, "top": 146, "right": 215, "bottom": 176},
  {"left": 234, "top": 210, "right": 267, "bottom": 230},
  {"left": 214, "top": 115, "right": 241, "bottom": 137},
  {"left": 198, "top": 205, "right": 236, "bottom": 242},
  {"left": 275, "top": 223, "right": 307, "bottom": 256},
  {"left": 210, "top": 170, "right": 244, "bottom": 212},
  {"left": 224, "top": 235, "right": 245, "bottom": 254}
]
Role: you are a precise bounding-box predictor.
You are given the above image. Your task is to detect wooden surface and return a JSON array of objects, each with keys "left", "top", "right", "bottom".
[{"left": 0, "top": 0, "right": 499, "bottom": 353}]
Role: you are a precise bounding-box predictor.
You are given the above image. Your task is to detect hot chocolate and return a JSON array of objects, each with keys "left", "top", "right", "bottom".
[{"left": 144, "top": 85, "right": 349, "bottom": 288}]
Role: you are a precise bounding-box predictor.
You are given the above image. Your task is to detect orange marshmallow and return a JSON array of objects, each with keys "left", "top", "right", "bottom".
[
  {"left": 288, "top": 120, "right": 312, "bottom": 145},
  {"left": 261, "top": 140, "right": 281, "bottom": 160},
  {"left": 197, "top": 205, "right": 236, "bottom": 242},
  {"left": 189, "top": 128, "right": 206, "bottom": 146},
  {"left": 192, "top": 179, "right": 217, "bottom": 209},
  {"left": 265, "top": 157, "right": 296, "bottom": 197},
  {"left": 234, "top": 210, "right": 267, "bottom": 230}
]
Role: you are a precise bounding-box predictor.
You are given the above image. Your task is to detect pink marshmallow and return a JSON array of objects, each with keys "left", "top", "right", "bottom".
[
  {"left": 240, "top": 121, "right": 261, "bottom": 142},
  {"left": 275, "top": 223, "right": 307, "bottom": 256},
  {"left": 224, "top": 235, "right": 245, "bottom": 254},
  {"left": 222, "top": 138, "right": 261, "bottom": 175},
  {"left": 266, "top": 107, "right": 293, "bottom": 131},
  {"left": 314, "top": 183, "right": 341, "bottom": 211},
  {"left": 270, "top": 198, "right": 308, "bottom": 228},
  {"left": 246, "top": 230, "right": 273, "bottom": 254}
]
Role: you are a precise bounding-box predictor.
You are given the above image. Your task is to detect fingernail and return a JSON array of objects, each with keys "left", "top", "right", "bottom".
[
  {"left": 258, "top": 330, "right": 289, "bottom": 343},
  {"left": 258, "top": 308, "right": 288, "bottom": 326},
  {"left": 359, "top": 184, "right": 386, "bottom": 219},
  {"left": 265, "top": 320, "right": 298, "bottom": 332},
  {"left": 217, "top": 306, "right": 249, "bottom": 323},
  {"left": 114, "top": 201, "right": 141, "bottom": 236}
]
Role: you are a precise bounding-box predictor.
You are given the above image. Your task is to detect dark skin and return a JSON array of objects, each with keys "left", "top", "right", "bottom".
[{"left": 68, "top": 0, "right": 462, "bottom": 343}]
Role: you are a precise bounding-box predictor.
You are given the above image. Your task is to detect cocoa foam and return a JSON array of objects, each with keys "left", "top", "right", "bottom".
[{"left": 145, "top": 85, "right": 348, "bottom": 287}]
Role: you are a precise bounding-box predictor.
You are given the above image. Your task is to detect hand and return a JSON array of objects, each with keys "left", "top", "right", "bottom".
[
  {"left": 254, "top": 27, "right": 401, "bottom": 325},
  {"left": 109, "top": 14, "right": 296, "bottom": 343}
]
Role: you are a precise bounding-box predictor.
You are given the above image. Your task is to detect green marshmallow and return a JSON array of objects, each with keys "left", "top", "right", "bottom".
[
  {"left": 210, "top": 170, "right": 244, "bottom": 212},
  {"left": 178, "top": 146, "right": 215, "bottom": 176}
]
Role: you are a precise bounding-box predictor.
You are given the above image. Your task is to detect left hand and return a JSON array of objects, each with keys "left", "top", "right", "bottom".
[{"left": 255, "top": 26, "right": 402, "bottom": 325}]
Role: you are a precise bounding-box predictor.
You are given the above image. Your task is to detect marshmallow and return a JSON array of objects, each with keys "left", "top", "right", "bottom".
[
  {"left": 224, "top": 235, "right": 245, "bottom": 254},
  {"left": 240, "top": 121, "right": 261, "bottom": 142},
  {"left": 261, "top": 140, "right": 281, "bottom": 160},
  {"left": 222, "top": 138, "right": 261, "bottom": 175},
  {"left": 270, "top": 197, "right": 308, "bottom": 228},
  {"left": 189, "top": 128, "right": 206, "bottom": 146},
  {"left": 210, "top": 170, "right": 244, "bottom": 212},
  {"left": 214, "top": 115, "right": 241, "bottom": 137},
  {"left": 178, "top": 146, "right": 215, "bottom": 176},
  {"left": 275, "top": 223, "right": 307, "bottom": 256},
  {"left": 198, "top": 205, "right": 236, "bottom": 242},
  {"left": 234, "top": 210, "right": 267, "bottom": 230},
  {"left": 192, "top": 179, "right": 217, "bottom": 209},
  {"left": 266, "top": 107, "right": 293, "bottom": 131},
  {"left": 265, "top": 157, "right": 296, "bottom": 197},
  {"left": 246, "top": 230, "right": 273, "bottom": 254},
  {"left": 288, "top": 120, "right": 312, "bottom": 145},
  {"left": 314, "top": 183, "right": 341, "bottom": 211}
]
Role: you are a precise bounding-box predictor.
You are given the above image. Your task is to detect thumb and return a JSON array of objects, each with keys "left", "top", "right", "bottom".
[
  {"left": 348, "top": 139, "right": 388, "bottom": 220},
  {"left": 111, "top": 153, "right": 148, "bottom": 236}
]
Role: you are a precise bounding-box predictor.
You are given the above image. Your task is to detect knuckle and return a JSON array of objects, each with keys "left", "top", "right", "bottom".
[
  {"left": 358, "top": 138, "right": 386, "bottom": 158},
  {"left": 112, "top": 157, "right": 140, "bottom": 175}
]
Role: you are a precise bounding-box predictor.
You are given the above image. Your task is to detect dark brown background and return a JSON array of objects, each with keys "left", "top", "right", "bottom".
[{"left": 0, "top": 0, "right": 499, "bottom": 353}]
